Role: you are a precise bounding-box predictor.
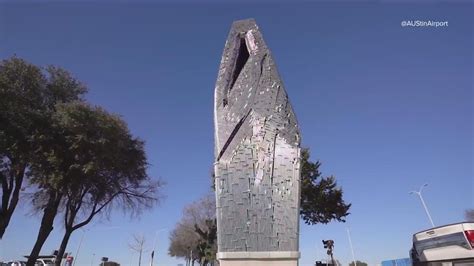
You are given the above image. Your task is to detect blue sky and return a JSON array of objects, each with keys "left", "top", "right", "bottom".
[{"left": 0, "top": 1, "right": 472, "bottom": 265}]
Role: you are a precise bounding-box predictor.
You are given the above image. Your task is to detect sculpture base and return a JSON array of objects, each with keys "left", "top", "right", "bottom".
[{"left": 217, "top": 251, "right": 299, "bottom": 266}]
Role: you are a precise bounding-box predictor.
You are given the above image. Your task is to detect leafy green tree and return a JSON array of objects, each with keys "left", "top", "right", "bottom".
[
  {"left": 349, "top": 261, "right": 368, "bottom": 266},
  {"left": 39, "top": 103, "right": 161, "bottom": 266},
  {"left": 0, "top": 56, "right": 160, "bottom": 266},
  {"left": 0, "top": 57, "right": 86, "bottom": 239},
  {"left": 299, "top": 148, "right": 351, "bottom": 225}
]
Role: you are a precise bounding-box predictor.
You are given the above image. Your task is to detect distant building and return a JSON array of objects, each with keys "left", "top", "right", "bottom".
[
  {"left": 315, "top": 261, "right": 339, "bottom": 266},
  {"left": 381, "top": 258, "right": 412, "bottom": 266},
  {"left": 100, "top": 261, "right": 120, "bottom": 266}
]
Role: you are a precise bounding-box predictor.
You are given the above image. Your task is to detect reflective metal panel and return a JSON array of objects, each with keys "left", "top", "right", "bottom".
[{"left": 214, "top": 19, "right": 301, "bottom": 252}]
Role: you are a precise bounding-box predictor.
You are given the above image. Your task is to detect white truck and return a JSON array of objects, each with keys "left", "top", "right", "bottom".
[
  {"left": 34, "top": 259, "right": 54, "bottom": 266},
  {"left": 411, "top": 222, "right": 474, "bottom": 266}
]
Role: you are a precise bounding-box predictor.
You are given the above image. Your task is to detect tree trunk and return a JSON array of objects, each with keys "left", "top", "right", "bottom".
[
  {"left": 0, "top": 163, "right": 25, "bottom": 239},
  {"left": 0, "top": 218, "right": 9, "bottom": 239},
  {"left": 0, "top": 181, "right": 12, "bottom": 239},
  {"left": 0, "top": 183, "right": 21, "bottom": 239},
  {"left": 26, "top": 191, "right": 62, "bottom": 266},
  {"left": 55, "top": 228, "right": 73, "bottom": 266},
  {"left": 138, "top": 249, "right": 142, "bottom": 266}
]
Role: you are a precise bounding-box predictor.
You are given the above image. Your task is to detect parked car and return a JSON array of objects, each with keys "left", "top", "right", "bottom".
[{"left": 411, "top": 222, "right": 474, "bottom": 266}]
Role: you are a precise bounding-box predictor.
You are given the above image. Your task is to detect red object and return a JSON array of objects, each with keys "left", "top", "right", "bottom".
[
  {"left": 66, "top": 256, "right": 73, "bottom": 262},
  {"left": 464, "top": 230, "right": 474, "bottom": 248}
]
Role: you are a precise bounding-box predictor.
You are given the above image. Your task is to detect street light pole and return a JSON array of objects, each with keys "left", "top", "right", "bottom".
[
  {"left": 410, "top": 183, "right": 435, "bottom": 227},
  {"left": 72, "top": 229, "right": 86, "bottom": 266},
  {"left": 150, "top": 227, "right": 168, "bottom": 266},
  {"left": 346, "top": 228, "right": 357, "bottom": 266},
  {"left": 150, "top": 228, "right": 167, "bottom": 266},
  {"left": 151, "top": 230, "right": 158, "bottom": 266}
]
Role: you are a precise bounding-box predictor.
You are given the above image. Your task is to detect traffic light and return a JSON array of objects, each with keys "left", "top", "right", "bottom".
[
  {"left": 322, "top": 240, "right": 334, "bottom": 250},
  {"left": 327, "top": 240, "right": 334, "bottom": 249},
  {"left": 322, "top": 239, "right": 335, "bottom": 256}
]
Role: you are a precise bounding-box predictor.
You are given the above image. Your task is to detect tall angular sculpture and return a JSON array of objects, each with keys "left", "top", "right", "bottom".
[{"left": 214, "top": 19, "right": 301, "bottom": 266}]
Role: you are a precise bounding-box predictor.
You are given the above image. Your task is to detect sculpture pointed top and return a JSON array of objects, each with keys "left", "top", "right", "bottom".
[
  {"left": 214, "top": 18, "right": 300, "bottom": 161},
  {"left": 223, "top": 18, "right": 267, "bottom": 57},
  {"left": 230, "top": 18, "right": 259, "bottom": 32}
]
